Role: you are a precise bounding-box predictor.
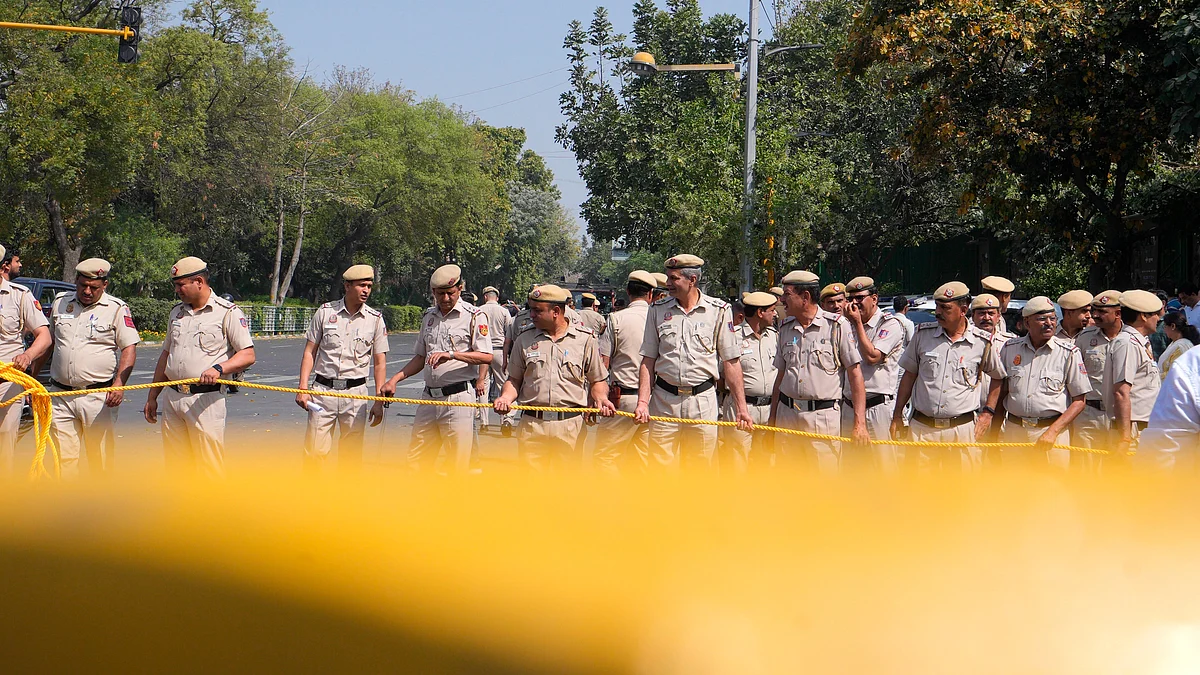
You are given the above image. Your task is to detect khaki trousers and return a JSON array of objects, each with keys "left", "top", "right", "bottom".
[
  {"left": 592, "top": 393, "right": 648, "bottom": 475},
  {"left": 999, "top": 421, "right": 1071, "bottom": 470},
  {"left": 908, "top": 417, "right": 980, "bottom": 472},
  {"left": 648, "top": 388, "right": 718, "bottom": 471},
  {"left": 775, "top": 404, "right": 841, "bottom": 474},
  {"left": 50, "top": 392, "right": 115, "bottom": 478},
  {"left": 0, "top": 381, "right": 23, "bottom": 477},
  {"left": 162, "top": 387, "right": 227, "bottom": 478},
  {"left": 304, "top": 383, "right": 370, "bottom": 470},
  {"left": 518, "top": 414, "right": 585, "bottom": 471},
  {"left": 718, "top": 397, "right": 772, "bottom": 473},
  {"left": 1071, "top": 404, "right": 1110, "bottom": 472},
  {"left": 408, "top": 388, "right": 476, "bottom": 474},
  {"left": 841, "top": 397, "right": 899, "bottom": 472}
]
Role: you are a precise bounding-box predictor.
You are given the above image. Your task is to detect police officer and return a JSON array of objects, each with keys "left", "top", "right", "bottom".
[
  {"left": 593, "top": 270, "right": 656, "bottom": 474},
  {"left": 969, "top": 293, "right": 1017, "bottom": 417},
  {"left": 769, "top": 286, "right": 787, "bottom": 326},
  {"left": 1103, "top": 289, "right": 1163, "bottom": 459},
  {"left": 770, "top": 271, "right": 869, "bottom": 473},
  {"left": 981, "top": 276, "right": 1016, "bottom": 332},
  {"left": 1056, "top": 290, "right": 1093, "bottom": 340},
  {"left": 381, "top": 264, "right": 491, "bottom": 474},
  {"left": 46, "top": 258, "right": 140, "bottom": 477},
  {"left": 578, "top": 293, "right": 606, "bottom": 335},
  {"left": 635, "top": 255, "right": 752, "bottom": 470},
  {"left": 477, "top": 285, "right": 513, "bottom": 430},
  {"left": 892, "top": 282, "right": 1005, "bottom": 471},
  {"left": 985, "top": 296, "right": 1089, "bottom": 469},
  {"left": 651, "top": 273, "right": 669, "bottom": 303},
  {"left": 295, "top": 265, "right": 388, "bottom": 471},
  {"left": 819, "top": 283, "right": 847, "bottom": 316},
  {"left": 1073, "top": 291, "right": 1123, "bottom": 459},
  {"left": 0, "top": 243, "right": 51, "bottom": 475},
  {"left": 495, "top": 284, "right": 613, "bottom": 470},
  {"left": 144, "top": 257, "right": 255, "bottom": 477},
  {"left": 720, "top": 291, "right": 778, "bottom": 472},
  {"left": 843, "top": 276, "right": 906, "bottom": 471}
]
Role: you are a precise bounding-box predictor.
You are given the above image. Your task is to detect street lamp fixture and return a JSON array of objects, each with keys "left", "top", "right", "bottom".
[{"left": 629, "top": 51, "right": 739, "bottom": 77}]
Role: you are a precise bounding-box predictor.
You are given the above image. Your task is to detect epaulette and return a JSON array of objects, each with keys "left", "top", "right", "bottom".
[
  {"left": 918, "top": 321, "right": 940, "bottom": 330},
  {"left": 575, "top": 325, "right": 595, "bottom": 336},
  {"left": 422, "top": 306, "right": 437, "bottom": 316},
  {"left": 653, "top": 297, "right": 672, "bottom": 306},
  {"left": 213, "top": 295, "right": 235, "bottom": 309},
  {"left": 997, "top": 331, "right": 1017, "bottom": 341},
  {"left": 462, "top": 303, "right": 480, "bottom": 314},
  {"left": 321, "top": 302, "right": 332, "bottom": 309},
  {"left": 782, "top": 316, "right": 797, "bottom": 326},
  {"left": 170, "top": 302, "right": 185, "bottom": 318},
  {"left": 518, "top": 321, "right": 538, "bottom": 334},
  {"left": 365, "top": 306, "right": 382, "bottom": 317},
  {"left": 54, "top": 291, "right": 71, "bottom": 300},
  {"left": 10, "top": 282, "right": 29, "bottom": 293},
  {"left": 1077, "top": 325, "right": 1100, "bottom": 337},
  {"left": 108, "top": 294, "right": 129, "bottom": 307},
  {"left": 708, "top": 296, "right": 730, "bottom": 309}
]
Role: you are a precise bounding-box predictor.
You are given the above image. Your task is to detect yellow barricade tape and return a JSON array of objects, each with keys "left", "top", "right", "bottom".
[{"left": 0, "top": 361, "right": 1122, "bottom": 481}]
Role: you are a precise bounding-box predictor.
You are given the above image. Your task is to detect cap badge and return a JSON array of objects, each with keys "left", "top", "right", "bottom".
[
  {"left": 532, "top": 289, "right": 542, "bottom": 299},
  {"left": 943, "top": 288, "right": 954, "bottom": 298},
  {"left": 171, "top": 266, "right": 178, "bottom": 276}
]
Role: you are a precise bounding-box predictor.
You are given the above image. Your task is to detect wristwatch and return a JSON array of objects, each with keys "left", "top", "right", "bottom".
[
  {"left": 212, "top": 363, "right": 224, "bottom": 375},
  {"left": 979, "top": 405, "right": 996, "bottom": 416}
]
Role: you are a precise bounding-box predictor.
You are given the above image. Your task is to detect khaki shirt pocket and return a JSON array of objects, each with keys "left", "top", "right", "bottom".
[
  {"left": 198, "top": 327, "right": 226, "bottom": 356},
  {"left": 0, "top": 305, "right": 21, "bottom": 336},
  {"left": 953, "top": 361, "right": 980, "bottom": 389},
  {"left": 782, "top": 343, "right": 801, "bottom": 366},
  {"left": 53, "top": 315, "right": 76, "bottom": 342},
  {"left": 1039, "top": 375, "right": 1065, "bottom": 395},
  {"left": 810, "top": 347, "right": 838, "bottom": 373},
  {"left": 560, "top": 351, "right": 586, "bottom": 384},
  {"left": 692, "top": 329, "right": 715, "bottom": 354},
  {"left": 353, "top": 335, "right": 373, "bottom": 360},
  {"left": 90, "top": 323, "right": 115, "bottom": 345},
  {"left": 918, "top": 353, "right": 942, "bottom": 383},
  {"left": 658, "top": 325, "right": 680, "bottom": 352}
]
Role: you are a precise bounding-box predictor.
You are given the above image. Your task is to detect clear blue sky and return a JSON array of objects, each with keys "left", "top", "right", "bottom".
[{"left": 246, "top": 0, "right": 763, "bottom": 237}]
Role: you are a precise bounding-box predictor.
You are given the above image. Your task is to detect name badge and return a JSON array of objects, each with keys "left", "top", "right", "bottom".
[
  {"left": 525, "top": 351, "right": 541, "bottom": 359},
  {"left": 741, "top": 348, "right": 754, "bottom": 356},
  {"left": 58, "top": 314, "right": 75, "bottom": 320},
  {"left": 923, "top": 351, "right": 939, "bottom": 358}
]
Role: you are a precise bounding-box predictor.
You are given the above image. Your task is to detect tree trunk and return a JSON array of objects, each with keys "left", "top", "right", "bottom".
[
  {"left": 45, "top": 196, "right": 81, "bottom": 282},
  {"left": 269, "top": 195, "right": 285, "bottom": 304},
  {"left": 276, "top": 173, "right": 308, "bottom": 306}
]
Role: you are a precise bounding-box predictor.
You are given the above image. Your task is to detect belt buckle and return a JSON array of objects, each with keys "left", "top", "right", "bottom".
[
  {"left": 933, "top": 417, "right": 952, "bottom": 429},
  {"left": 332, "top": 379, "right": 348, "bottom": 391},
  {"left": 677, "top": 385, "right": 693, "bottom": 396},
  {"left": 429, "top": 386, "right": 444, "bottom": 398},
  {"left": 179, "top": 384, "right": 192, "bottom": 395},
  {"left": 1021, "top": 417, "right": 1038, "bottom": 429}
]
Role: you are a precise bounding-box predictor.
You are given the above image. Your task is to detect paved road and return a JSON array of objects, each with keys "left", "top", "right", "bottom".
[{"left": 18, "top": 333, "right": 530, "bottom": 473}]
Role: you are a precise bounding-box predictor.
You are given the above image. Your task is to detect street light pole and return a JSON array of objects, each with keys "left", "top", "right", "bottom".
[{"left": 740, "top": 0, "right": 760, "bottom": 293}]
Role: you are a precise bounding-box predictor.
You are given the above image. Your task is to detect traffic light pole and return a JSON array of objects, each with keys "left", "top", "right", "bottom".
[
  {"left": 740, "top": 0, "right": 760, "bottom": 293},
  {"left": 0, "top": 21, "right": 133, "bottom": 39}
]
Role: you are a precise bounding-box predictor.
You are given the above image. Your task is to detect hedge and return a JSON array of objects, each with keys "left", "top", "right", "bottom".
[
  {"left": 382, "top": 305, "right": 423, "bottom": 331},
  {"left": 126, "top": 297, "right": 176, "bottom": 333},
  {"left": 125, "top": 297, "right": 423, "bottom": 334}
]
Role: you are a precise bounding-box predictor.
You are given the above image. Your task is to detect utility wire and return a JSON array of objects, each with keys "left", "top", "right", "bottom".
[
  {"left": 469, "top": 80, "right": 570, "bottom": 114},
  {"left": 760, "top": 0, "right": 777, "bottom": 34},
  {"left": 445, "top": 67, "right": 568, "bottom": 99}
]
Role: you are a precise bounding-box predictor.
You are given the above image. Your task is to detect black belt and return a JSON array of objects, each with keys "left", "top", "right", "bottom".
[
  {"left": 843, "top": 393, "right": 891, "bottom": 409},
  {"left": 779, "top": 394, "right": 838, "bottom": 412},
  {"left": 912, "top": 411, "right": 975, "bottom": 429},
  {"left": 49, "top": 378, "right": 114, "bottom": 391},
  {"left": 169, "top": 383, "right": 222, "bottom": 395},
  {"left": 424, "top": 379, "right": 476, "bottom": 398},
  {"left": 655, "top": 377, "right": 715, "bottom": 397},
  {"left": 1005, "top": 412, "right": 1060, "bottom": 429},
  {"left": 314, "top": 374, "right": 367, "bottom": 390},
  {"left": 614, "top": 383, "right": 639, "bottom": 396},
  {"left": 1086, "top": 399, "right": 1105, "bottom": 412},
  {"left": 522, "top": 410, "right": 583, "bottom": 421},
  {"left": 746, "top": 395, "right": 772, "bottom": 407}
]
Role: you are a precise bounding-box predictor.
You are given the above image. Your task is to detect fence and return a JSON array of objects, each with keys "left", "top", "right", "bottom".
[{"left": 243, "top": 305, "right": 317, "bottom": 336}]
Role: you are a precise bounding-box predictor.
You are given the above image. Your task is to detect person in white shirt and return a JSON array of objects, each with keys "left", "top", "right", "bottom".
[
  {"left": 1179, "top": 283, "right": 1200, "bottom": 327},
  {"left": 1136, "top": 347, "right": 1200, "bottom": 471},
  {"left": 1158, "top": 311, "right": 1198, "bottom": 378},
  {"left": 892, "top": 295, "right": 916, "bottom": 342}
]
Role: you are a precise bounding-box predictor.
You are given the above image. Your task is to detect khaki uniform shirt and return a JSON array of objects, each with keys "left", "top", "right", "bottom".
[
  {"left": 1055, "top": 326, "right": 1084, "bottom": 341},
  {"left": 49, "top": 292, "right": 140, "bottom": 387},
  {"left": 509, "top": 324, "right": 607, "bottom": 408},
  {"left": 1102, "top": 325, "right": 1161, "bottom": 422},
  {"left": 775, "top": 311, "right": 860, "bottom": 401},
  {"left": 478, "top": 301, "right": 512, "bottom": 350},
  {"left": 304, "top": 299, "right": 388, "bottom": 380},
  {"left": 641, "top": 293, "right": 739, "bottom": 386},
  {"left": 164, "top": 294, "right": 253, "bottom": 380},
  {"left": 997, "top": 336, "right": 1090, "bottom": 418},
  {"left": 1075, "top": 326, "right": 1114, "bottom": 403},
  {"left": 578, "top": 308, "right": 606, "bottom": 336},
  {"left": 898, "top": 323, "right": 1005, "bottom": 417},
  {"left": 512, "top": 306, "right": 583, "bottom": 338},
  {"left": 857, "top": 310, "right": 906, "bottom": 395},
  {"left": 415, "top": 299, "right": 490, "bottom": 387},
  {"left": 599, "top": 299, "right": 650, "bottom": 389},
  {"left": 733, "top": 321, "right": 777, "bottom": 398},
  {"left": 979, "top": 329, "right": 1016, "bottom": 407},
  {"left": 0, "top": 279, "right": 49, "bottom": 361}
]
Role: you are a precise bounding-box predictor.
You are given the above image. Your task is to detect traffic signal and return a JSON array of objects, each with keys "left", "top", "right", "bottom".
[{"left": 118, "top": 6, "right": 141, "bottom": 64}]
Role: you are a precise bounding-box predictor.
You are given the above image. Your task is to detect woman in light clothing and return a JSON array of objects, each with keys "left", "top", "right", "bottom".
[{"left": 1158, "top": 311, "right": 1199, "bottom": 378}]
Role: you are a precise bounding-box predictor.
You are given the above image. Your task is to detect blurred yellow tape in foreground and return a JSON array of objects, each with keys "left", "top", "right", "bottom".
[{"left": 1, "top": 469, "right": 1200, "bottom": 673}]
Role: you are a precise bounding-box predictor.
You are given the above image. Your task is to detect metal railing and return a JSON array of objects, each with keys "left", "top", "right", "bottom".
[{"left": 243, "top": 305, "right": 317, "bottom": 336}]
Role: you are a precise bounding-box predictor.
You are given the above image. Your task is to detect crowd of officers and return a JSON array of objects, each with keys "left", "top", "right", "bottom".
[{"left": 0, "top": 242, "right": 1177, "bottom": 477}]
